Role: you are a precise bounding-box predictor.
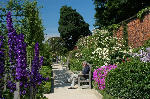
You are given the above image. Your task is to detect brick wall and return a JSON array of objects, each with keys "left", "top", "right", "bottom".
[{"left": 115, "top": 13, "right": 150, "bottom": 48}]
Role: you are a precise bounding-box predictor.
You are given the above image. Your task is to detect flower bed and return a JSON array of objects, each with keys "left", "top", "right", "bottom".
[
  {"left": 0, "top": 12, "right": 50, "bottom": 99},
  {"left": 93, "top": 64, "right": 117, "bottom": 90}
]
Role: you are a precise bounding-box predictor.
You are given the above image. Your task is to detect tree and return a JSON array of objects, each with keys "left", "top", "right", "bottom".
[
  {"left": 47, "top": 37, "right": 67, "bottom": 56},
  {"left": 58, "top": 6, "right": 91, "bottom": 51},
  {"left": 0, "top": 0, "right": 45, "bottom": 56},
  {"left": 22, "top": 0, "right": 45, "bottom": 55},
  {"left": 93, "top": 0, "right": 150, "bottom": 28}
]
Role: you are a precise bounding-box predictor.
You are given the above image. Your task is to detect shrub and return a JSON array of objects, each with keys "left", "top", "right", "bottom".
[
  {"left": 39, "top": 66, "right": 52, "bottom": 94},
  {"left": 105, "top": 58, "right": 150, "bottom": 99},
  {"left": 69, "top": 59, "right": 82, "bottom": 71}
]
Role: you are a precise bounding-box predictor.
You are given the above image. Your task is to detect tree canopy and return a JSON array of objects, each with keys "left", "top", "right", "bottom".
[
  {"left": 93, "top": 0, "right": 150, "bottom": 28},
  {"left": 0, "top": 0, "right": 45, "bottom": 56},
  {"left": 23, "top": 0, "right": 44, "bottom": 48},
  {"left": 58, "top": 6, "right": 91, "bottom": 51},
  {"left": 47, "top": 37, "right": 67, "bottom": 56}
]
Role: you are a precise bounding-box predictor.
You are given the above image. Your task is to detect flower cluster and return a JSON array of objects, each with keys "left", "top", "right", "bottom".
[
  {"left": 6, "top": 11, "right": 29, "bottom": 94},
  {"left": 15, "top": 34, "right": 27, "bottom": 81},
  {"left": 76, "top": 29, "right": 131, "bottom": 66},
  {"left": 0, "top": 36, "right": 5, "bottom": 79},
  {"left": 130, "top": 47, "right": 150, "bottom": 62},
  {"left": 93, "top": 64, "right": 117, "bottom": 90},
  {"left": 6, "top": 12, "right": 14, "bottom": 33},
  {"left": 31, "top": 43, "right": 45, "bottom": 87},
  {"left": 92, "top": 47, "right": 109, "bottom": 61},
  {"left": 7, "top": 12, "right": 18, "bottom": 64},
  {"left": 7, "top": 80, "right": 16, "bottom": 93},
  {"left": 5, "top": 11, "right": 48, "bottom": 96}
]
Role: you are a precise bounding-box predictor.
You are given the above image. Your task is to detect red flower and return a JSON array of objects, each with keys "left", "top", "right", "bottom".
[
  {"left": 74, "top": 46, "right": 78, "bottom": 50},
  {"left": 126, "top": 57, "right": 129, "bottom": 61},
  {"left": 122, "top": 59, "right": 125, "bottom": 63}
]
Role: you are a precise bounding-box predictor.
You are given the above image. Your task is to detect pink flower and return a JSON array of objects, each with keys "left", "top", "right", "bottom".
[{"left": 93, "top": 64, "right": 117, "bottom": 90}]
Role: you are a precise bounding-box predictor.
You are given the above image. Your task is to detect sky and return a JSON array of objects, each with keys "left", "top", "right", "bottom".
[{"left": 36, "top": 0, "right": 96, "bottom": 38}]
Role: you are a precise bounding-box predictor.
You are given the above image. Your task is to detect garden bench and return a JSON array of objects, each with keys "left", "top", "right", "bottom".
[{"left": 78, "top": 64, "right": 92, "bottom": 89}]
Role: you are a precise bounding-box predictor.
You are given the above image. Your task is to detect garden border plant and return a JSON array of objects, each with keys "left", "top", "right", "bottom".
[
  {"left": 105, "top": 57, "right": 150, "bottom": 99},
  {"left": 0, "top": 11, "right": 49, "bottom": 99}
]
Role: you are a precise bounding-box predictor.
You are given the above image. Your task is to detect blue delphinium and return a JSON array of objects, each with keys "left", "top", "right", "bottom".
[
  {"left": 31, "top": 43, "right": 44, "bottom": 87},
  {"left": 15, "top": 34, "right": 29, "bottom": 95},
  {"left": 6, "top": 80, "right": 16, "bottom": 93},
  {"left": 0, "top": 36, "right": 5, "bottom": 79},
  {"left": 16, "top": 34, "right": 27, "bottom": 81},
  {"left": 6, "top": 12, "right": 29, "bottom": 95},
  {"left": 7, "top": 12, "right": 18, "bottom": 64},
  {"left": 6, "top": 11, "right": 18, "bottom": 93},
  {"left": 6, "top": 12, "right": 14, "bottom": 33}
]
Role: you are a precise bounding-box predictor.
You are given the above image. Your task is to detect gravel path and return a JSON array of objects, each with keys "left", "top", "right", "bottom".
[{"left": 44, "top": 63, "right": 102, "bottom": 99}]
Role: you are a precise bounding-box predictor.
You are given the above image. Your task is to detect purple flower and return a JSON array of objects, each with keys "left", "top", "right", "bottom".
[
  {"left": 0, "top": 36, "right": 5, "bottom": 78},
  {"left": 39, "top": 56, "right": 44, "bottom": 68},
  {"left": 7, "top": 12, "right": 18, "bottom": 65},
  {"left": 21, "top": 90, "right": 26, "bottom": 95},
  {"left": 7, "top": 80, "right": 16, "bottom": 93},
  {"left": 6, "top": 12, "right": 15, "bottom": 33},
  {"left": 130, "top": 48, "right": 150, "bottom": 62},
  {"left": 15, "top": 34, "right": 28, "bottom": 81},
  {"left": 6, "top": 12, "right": 29, "bottom": 95},
  {"left": 93, "top": 64, "right": 117, "bottom": 90},
  {"left": 31, "top": 43, "right": 44, "bottom": 87}
]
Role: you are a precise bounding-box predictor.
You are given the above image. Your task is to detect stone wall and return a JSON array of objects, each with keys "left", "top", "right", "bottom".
[{"left": 115, "top": 13, "right": 150, "bottom": 48}]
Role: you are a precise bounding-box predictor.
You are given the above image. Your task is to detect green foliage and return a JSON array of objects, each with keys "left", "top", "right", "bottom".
[
  {"left": 42, "top": 41, "right": 53, "bottom": 66},
  {"left": 0, "top": 0, "right": 45, "bottom": 57},
  {"left": 39, "top": 66, "right": 52, "bottom": 94},
  {"left": 23, "top": 0, "right": 44, "bottom": 49},
  {"left": 122, "top": 22, "right": 128, "bottom": 47},
  {"left": 69, "top": 29, "right": 131, "bottom": 72},
  {"left": 40, "top": 66, "right": 52, "bottom": 78},
  {"left": 58, "top": 6, "right": 91, "bottom": 51},
  {"left": 105, "top": 58, "right": 150, "bottom": 99},
  {"left": 0, "top": 0, "right": 24, "bottom": 42},
  {"left": 93, "top": 0, "right": 150, "bottom": 28},
  {"left": 137, "top": 7, "right": 150, "bottom": 20},
  {"left": 93, "top": 82, "right": 119, "bottom": 99},
  {"left": 2, "top": 89, "right": 13, "bottom": 99},
  {"left": 69, "top": 58, "right": 82, "bottom": 71},
  {"left": 107, "top": 24, "right": 121, "bottom": 32},
  {"left": 47, "top": 37, "right": 68, "bottom": 56}
]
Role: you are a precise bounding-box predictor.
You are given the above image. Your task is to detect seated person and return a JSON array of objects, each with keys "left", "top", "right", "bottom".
[{"left": 67, "top": 61, "right": 90, "bottom": 89}]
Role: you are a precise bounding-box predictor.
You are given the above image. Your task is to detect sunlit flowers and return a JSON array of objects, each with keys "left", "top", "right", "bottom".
[{"left": 93, "top": 64, "right": 117, "bottom": 90}]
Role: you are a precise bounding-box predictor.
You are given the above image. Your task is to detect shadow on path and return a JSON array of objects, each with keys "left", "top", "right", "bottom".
[{"left": 50, "top": 64, "right": 73, "bottom": 93}]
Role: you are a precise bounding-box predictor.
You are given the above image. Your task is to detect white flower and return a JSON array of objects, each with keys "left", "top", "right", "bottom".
[
  {"left": 129, "top": 49, "right": 133, "bottom": 53},
  {"left": 123, "top": 50, "right": 127, "bottom": 53},
  {"left": 104, "top": 62, "right": 108, "bottom": 65}
]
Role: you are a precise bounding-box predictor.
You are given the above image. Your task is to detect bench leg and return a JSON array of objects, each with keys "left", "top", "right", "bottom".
[{"left": 89, "top": 81, "right": 91, "bottom": 89}]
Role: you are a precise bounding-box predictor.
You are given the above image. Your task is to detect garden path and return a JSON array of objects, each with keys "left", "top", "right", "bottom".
[{"left": 44, "top": 63, "right": 102, "bottom": 99}]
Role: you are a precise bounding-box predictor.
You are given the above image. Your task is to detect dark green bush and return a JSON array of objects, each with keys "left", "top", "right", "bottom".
[
  {"left": 105, "top": 58, "right": 150, "bottom": 99},
  {"left": 93, "top": 82, "right": 119, "bottom": 99}
]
